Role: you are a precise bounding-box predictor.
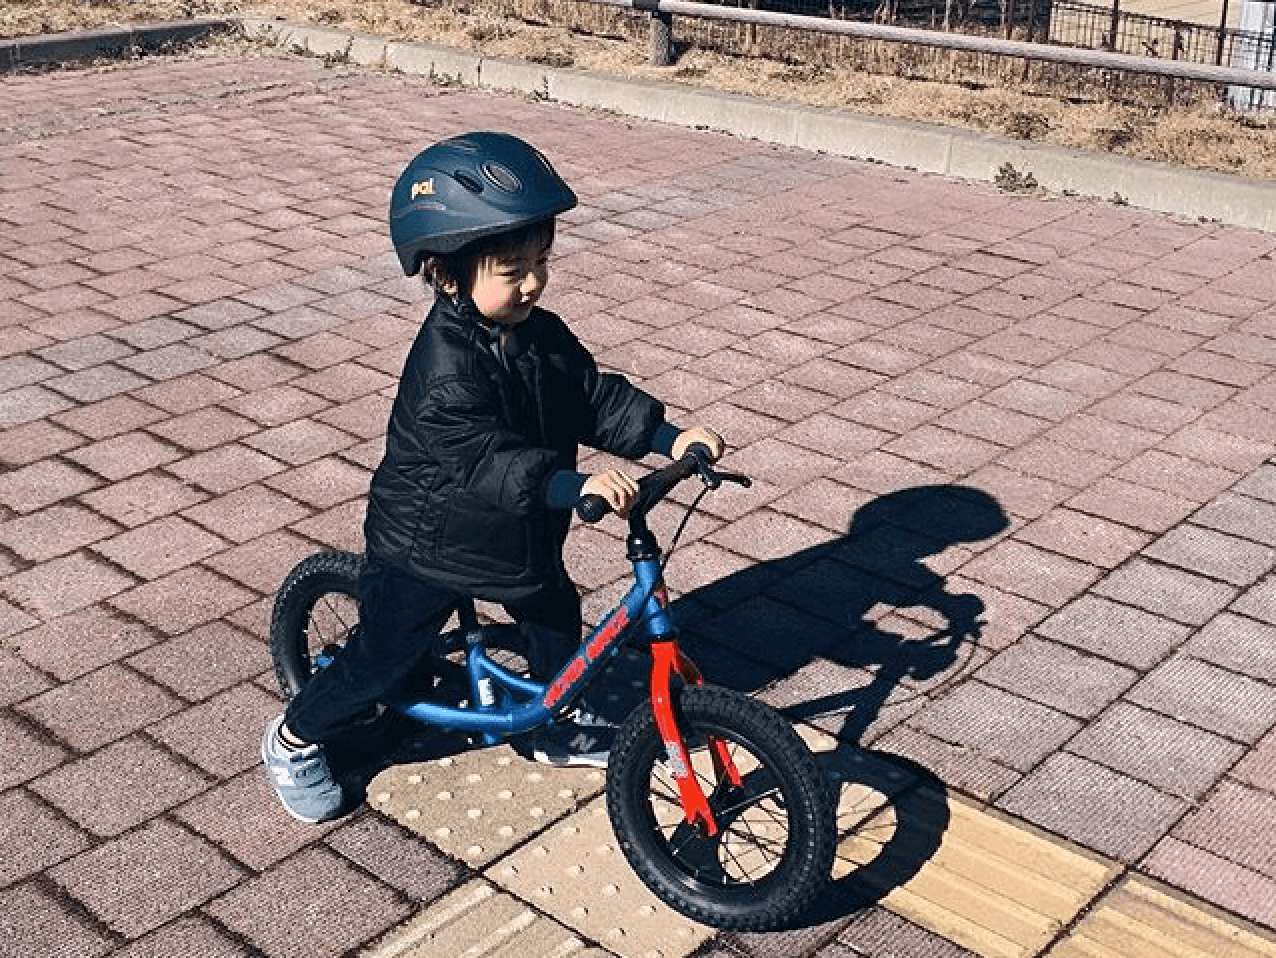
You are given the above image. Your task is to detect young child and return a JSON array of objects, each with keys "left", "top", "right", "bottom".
[{"left": 262, "top": 132, "right": 724, "bottom": 823}]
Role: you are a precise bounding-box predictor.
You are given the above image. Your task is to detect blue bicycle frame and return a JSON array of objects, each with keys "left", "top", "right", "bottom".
[{"left": 382, "top": 557, "right": 672, "bottom": 743}]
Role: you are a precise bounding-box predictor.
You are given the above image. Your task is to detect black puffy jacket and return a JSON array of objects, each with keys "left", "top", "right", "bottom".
[{"left": 363, "top": 294, "right": 665, "bottom": 601}]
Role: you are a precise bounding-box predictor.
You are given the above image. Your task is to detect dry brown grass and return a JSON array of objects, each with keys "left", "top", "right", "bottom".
[{"left": 5, "top": 0, "right": 1275, "bottom": 177}]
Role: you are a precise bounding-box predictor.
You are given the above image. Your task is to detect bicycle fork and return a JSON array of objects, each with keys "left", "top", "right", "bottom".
[{"left": 649, "top": 638, "right": 742, "bottom": 837}]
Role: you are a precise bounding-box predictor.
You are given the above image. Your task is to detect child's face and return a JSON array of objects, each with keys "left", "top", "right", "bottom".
[{"left": 469, "top": 237, "right": 551, "bottom": 326}]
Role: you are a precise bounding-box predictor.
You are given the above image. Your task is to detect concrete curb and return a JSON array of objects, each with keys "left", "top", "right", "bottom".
[
  {"left": 239, "top": 18, "right": 1276, "bottom": 234},
  {"left": 4, "top": 16, "right": 1273, "bottom": 232},
  {"left": 0, "top": 18, "right": 235, "bottom": 70}
]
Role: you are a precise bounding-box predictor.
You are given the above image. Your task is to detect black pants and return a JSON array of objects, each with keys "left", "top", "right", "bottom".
[{"left": 285, "top": 556, "right": 582, "bottom": 745}]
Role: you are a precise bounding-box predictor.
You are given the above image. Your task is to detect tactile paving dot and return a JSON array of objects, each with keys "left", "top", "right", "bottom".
[
  {"left": 359, "top": 878, "right": 612, "bottom": 958},
  {"left": 487, "top": 798, "right": 714, "bottom": 958},
  {"left": 369, "top": 743, "right": 606, "bottom": 866}
]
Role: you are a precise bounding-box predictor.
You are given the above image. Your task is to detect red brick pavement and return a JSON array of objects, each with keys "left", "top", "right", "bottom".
[{"left": 2, "top": 52, "right": 1276, "bottom": 957}]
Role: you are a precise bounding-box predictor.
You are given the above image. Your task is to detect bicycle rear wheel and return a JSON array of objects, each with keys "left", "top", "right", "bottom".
[
  {"left": 270, "top": 551, "right": 363, "bottom": 698},
  {"left": 606, "top": 685, "right": 835, "bottom": 930}
]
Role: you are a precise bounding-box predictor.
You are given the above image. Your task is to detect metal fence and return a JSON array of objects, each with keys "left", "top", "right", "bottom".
[
  {"left": 1048, "top": 0, "right": 1271, "bottom": 65},
  {"left": 480, "top": 0, "right": 1276, "bottom": 109}
]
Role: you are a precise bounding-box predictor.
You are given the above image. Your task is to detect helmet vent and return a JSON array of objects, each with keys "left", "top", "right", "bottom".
[
  {"left": 450, "top": 137, "right": 480, "bottom": 151},
  {"left": 453, "top": 171, "right": 484, "bottom": 193},
  {"left": 482, "top": 162, "right": 522, "bottom": 193}
]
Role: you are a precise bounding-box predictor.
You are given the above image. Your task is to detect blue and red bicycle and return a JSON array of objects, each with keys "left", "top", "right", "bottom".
[{"left": 269, "top": 447, "right": 836, "bottom": 929}]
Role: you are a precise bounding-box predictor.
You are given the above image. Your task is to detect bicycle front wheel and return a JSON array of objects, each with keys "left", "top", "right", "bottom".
[
  {"left": 606, "top": 685, "right": 835, "bottom": 930},
  {"left": 269, "top": 551, "right": 363, "bottom": 699}
]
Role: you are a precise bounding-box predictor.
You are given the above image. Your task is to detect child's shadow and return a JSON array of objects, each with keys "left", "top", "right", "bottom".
[{"left": 661, "top": 483, "right": 1010, "bottom": 928}]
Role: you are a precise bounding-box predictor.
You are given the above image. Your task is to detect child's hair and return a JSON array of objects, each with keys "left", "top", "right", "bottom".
[{"left": 422, "top": 217, "right": 556, "bottom": 295}]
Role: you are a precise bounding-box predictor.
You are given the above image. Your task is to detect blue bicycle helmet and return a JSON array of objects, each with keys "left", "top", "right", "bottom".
[{"left": 389, "top": 131, "right": 578, "bottom": 276}]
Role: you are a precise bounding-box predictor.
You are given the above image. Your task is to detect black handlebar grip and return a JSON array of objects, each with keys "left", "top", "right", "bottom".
[
  {"left": 575, "top": 494, "right": 611, "bottom": 524},
  {"left": 686, "top": 442, "right": 713, "bottom": 461}
]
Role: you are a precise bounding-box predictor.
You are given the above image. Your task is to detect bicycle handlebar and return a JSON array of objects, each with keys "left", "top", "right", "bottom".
[{"left": 575, "top": 443, "right": 751, "bottom": 524}]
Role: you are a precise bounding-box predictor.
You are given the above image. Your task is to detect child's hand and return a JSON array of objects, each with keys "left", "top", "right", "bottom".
[
  {"left": 672, "top": 427, "right": 725, "bottom": 462},
  {"left": 581, "top": 469, "right": 640, "bottom": 518}
]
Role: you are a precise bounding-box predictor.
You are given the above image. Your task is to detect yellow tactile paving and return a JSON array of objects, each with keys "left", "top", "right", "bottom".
[
  {"left": 368, "top": 744, "right": 606, "bottom": 867},
  {"left": 359, "top": 879, "right": 609, "bottom": 958},
  {"left": 485, "top": 799, "right": 714, "bottom": 958},
  {"left": 366, "top": 724, "right": 1275, "bottom": 958},
  {"left": 836, "top": 788, "right": 1119, "bottom": 958},
  {"left": 1046, "top": 876, "right": 1276, "bottom": 958}
]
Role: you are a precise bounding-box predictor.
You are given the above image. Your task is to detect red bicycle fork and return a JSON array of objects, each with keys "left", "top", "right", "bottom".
[{"left": 648, "top": 639, "right": 743, "bottom": 836}]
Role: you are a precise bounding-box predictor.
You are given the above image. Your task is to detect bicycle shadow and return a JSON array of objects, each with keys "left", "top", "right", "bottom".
[
  {"left": 326, "top": 483, "right": 1009, "bottom": 932},
  {"left": 663, "top": 483, "right": 1010, "bottom": 930}
]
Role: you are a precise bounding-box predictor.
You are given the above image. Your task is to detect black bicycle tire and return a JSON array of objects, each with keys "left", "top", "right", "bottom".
[
  {"left": 606, "top": 685, "right": 835, "bottom": 930},
  {"left": 269, "top": 550, "right": 364, "bottom": 698}
]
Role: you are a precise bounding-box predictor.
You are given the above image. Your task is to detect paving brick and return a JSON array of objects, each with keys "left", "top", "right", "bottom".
[
  {"left": 126, "top": 619, "right": 270, "bottom": 702},
  {"left": 182, "top": 483, "right": 310, "bottom": 544},
  {"left": 0, "top": 503, "right": 120, "bottom": 562},
  {"left": 1114, "top": 449, "right": 1239, "bottom": 501},
  {"left": 1143, "top": 837, "right": 1276, "bottom": 928},
  {"left": 874, "top": 724, "right": 1021, "bottom": 802},
  {"left": 93, "top": 515, "right": 229, "bottom": 580},
  {"left": 0, "top": 458, "right": 100, "bottom": 513},
  {"left": 1141, "top": 523, "right": 1275, "bottom": 586},
  {"left": 205, "top": 845, "right": 410, "bottom": 957},
  {"left": 1171, "top": 780, "right": 1276, "bottom": 879},
  {"left": 975, "top": 636, "right": 1136, "bottom": 719},
  {"left": 1234, "top": 463, "right": 1276, "bottom": 503},
  {"left": 694, "top": 594, "right": 846, "bottom": 672},
  {"left": 289, "top": 498, "right": 367, "bottom": 552},
  {"left": 131, "top": 371, "right": 242, "bottom": 414},
  {"left": 0, "top": 787, "right": 91, "bottom": 886},
  {"left": 176, "top": 767, "right": 342, "bottom": 871},
  {"left": 0, "top": 419, "right": 83, "bottom": 467},
  {"left": 241, "top": 418, "right": 354, "bottom": 466},
  {"left": 1185, "top": 612, "right": 1276, "bottom": 682},
  {"left": 1015, "top": 507, "right": 1150, "bottom": 568},
  {"left": 109, "top": 565, "right": 257, "bottom": 635},
  {"left": 907, "top": 681, "right": 1081, "bottom": 772},
  {"left": 1034, "top": 594, "right": 1190, "bottom": 669},
  {"left": 1233, "top": 575, "right": 1276, "bottom": 625},
  {"left": 64, "top": 430, "right": 183, "bottom": 482},
  {"left": 167, "top": 443, "right": 287, "bottom": 495},
  {"left": 1094, "top": 558, "right": 1238, "bottom": 626},
  {"left": 208, "top": 353, "right": 302, "bottom": 392},
  {"left": 999, "top": 752, "right": 1187, "bottom": 862},
  {"left": 0, "top": 883, "right": 116, "bottom": 958},
  {"left": 2, "top": 552, "right": 137, "bottom": 618},
  {"left": 31, "top": 735, "right": 210, "bottom": 837},
  {"left": 984, "top": 379, "right": 1090, "bottom": 421},
  {"left": 1231, "top": 726, "right": 1276, "bottom": 791},
  {"left": 13, "top": 605, "right": 159, "bottom": 681},
  {"left": 1128, "top": 654, "right": 1276, "bottom": 743},
  {"left": 17, "top": 664, "right": 182, "bottom": 752},
  {"left": 223, "top": 383, "right": 332, "bottom": 428},
  {"left": 110, "top": 915, "right": 251, "bottom": 958},
  {"left": 725, "top": 436, "right": 840, "bottom": 490},
  {"left": 0, "top": 383, "right": 74, "bottom": 428},
  {"left": 1193, "top": 492, "right": 1276, "bottom": 548},
  {"left": 146, "top": 407, "right": 260, "bottom": 452},
  {"left": 707, "top": 509, "right": 834, "bottom": 563},
  {"left": 958, "top": 539, "right": 1100, "bottom": 607},
  {"left": 315, "top": 393, "right": 393, "bottom": 439},
  {"left": 80, "top": 471, "right": 209, "bottom": 528},
  {"left": 0, "top": 709, "right": 69, "bottom": 789},
  {"left": 837, "top": 906, "right": 979, "bottom": 958},
  {"left": 326, "top": 816, "right": 469, "bottom": 904},
  {"left": 49, "top": 819, "right": 244, "bottom": 939},
  {"left": 1069, "top": 701, "right": 1243, "bottom": 800},
  {"left": 272, "top": 330, "right": 371, "bottom": 369},
  {"left": 149, "top": 682, "right": 280, "bottom": 778}
]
